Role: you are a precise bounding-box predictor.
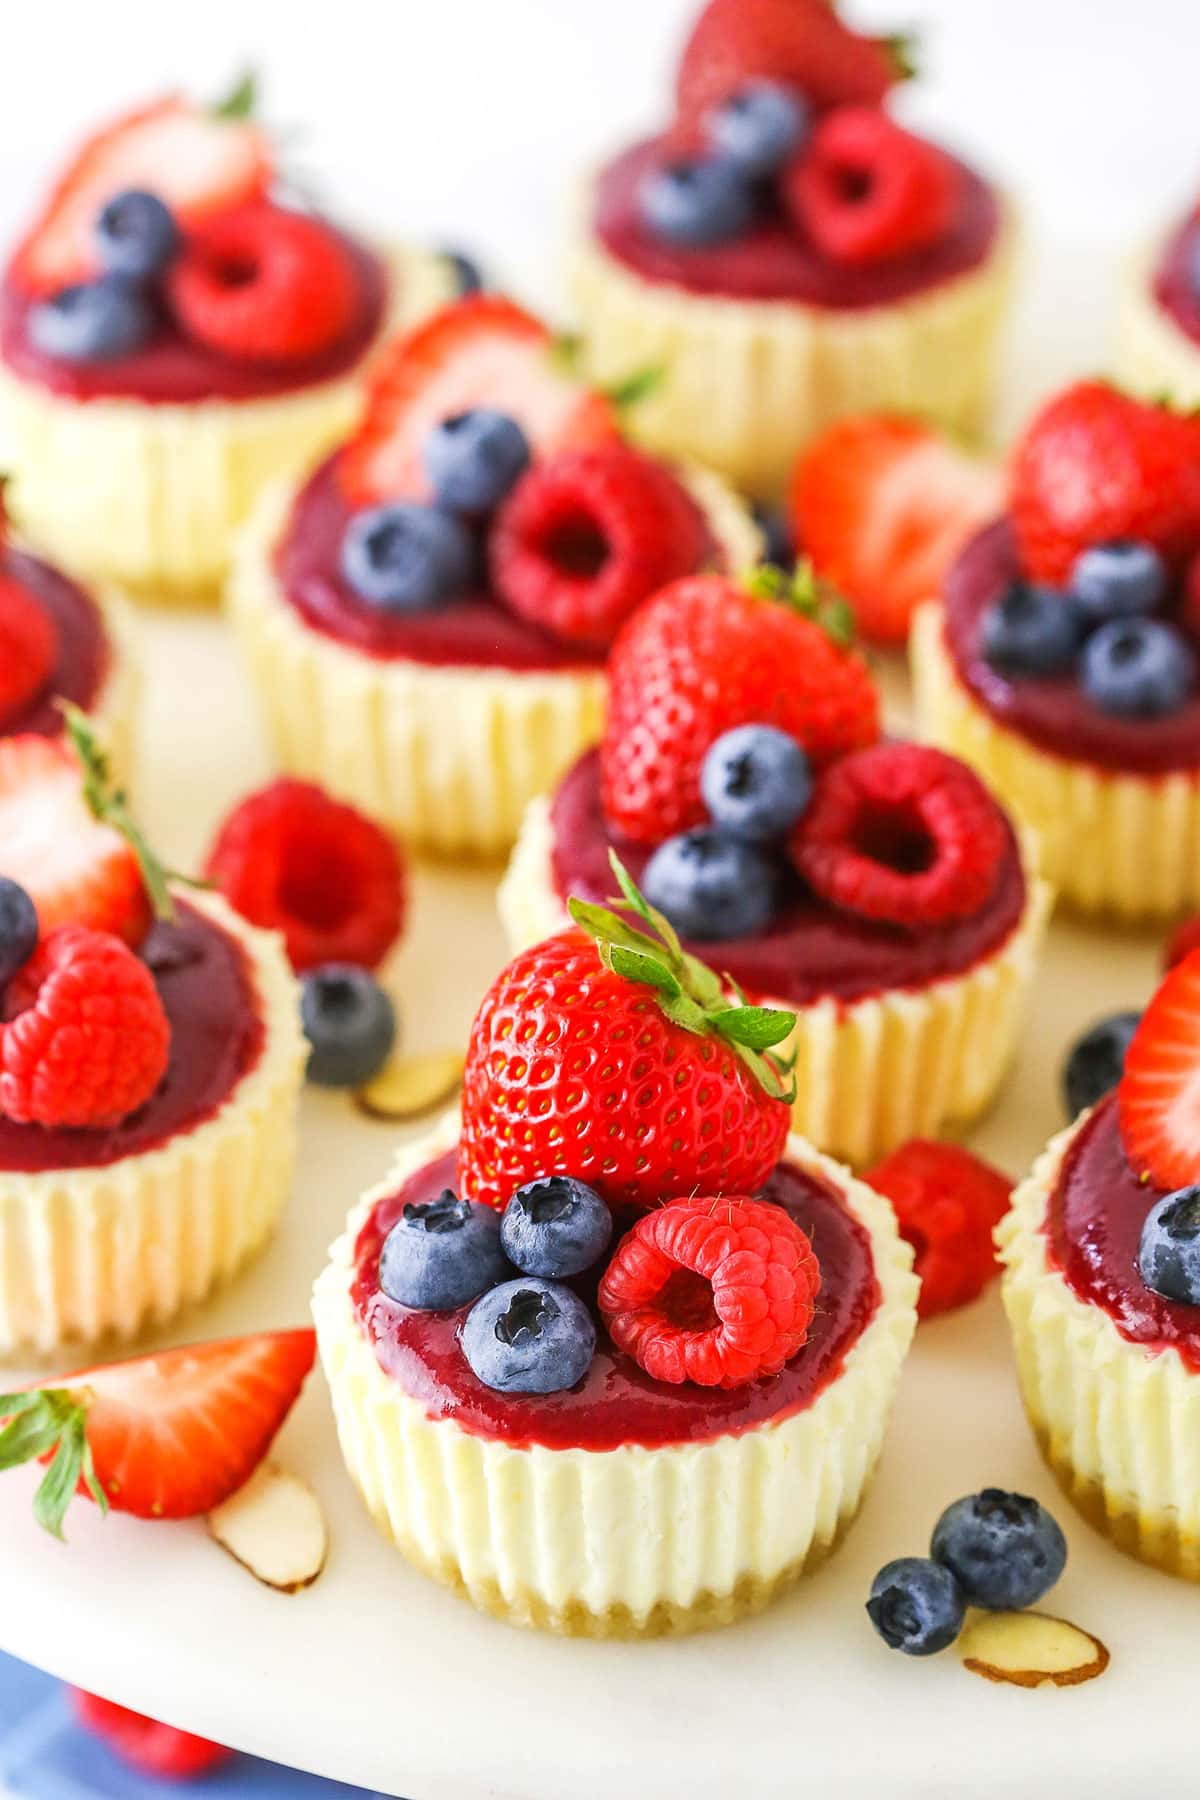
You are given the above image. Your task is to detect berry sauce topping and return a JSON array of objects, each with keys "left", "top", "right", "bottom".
[
  {"left": 942, "top": 520, "right": 1200, "bottom": 774},
  {"left": 275, "top": 452, "right": 608, "bottom": 672},
  {"left": 1153, "top": 211, "right": 1200, "bottom": 349},
  {"left": 0, "top": 231, "right": 387, "bottom": 405},
  {"left": 0, "top": 902, "right": 263, "bottom": 1172},
  {"left": 549, "top": 750, "right": 1026, "bottom": 1007},
  {"left": 351, "top": 1148, "right": 878, "bottom": 1451},
  {"left": 0, "top": 549, "right": 109, "bottom": 736},
  {"left": 592, "top": 138, "right": 998, "bottom": 309},
  {"left": 1045, "top": 1093, "right": 1200, "bottom": 1373}
]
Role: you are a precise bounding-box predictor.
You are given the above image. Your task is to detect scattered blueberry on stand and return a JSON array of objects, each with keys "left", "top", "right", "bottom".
[
  {"left": 380, "top": 1191, "right": 511, "bottom": 1309},
  {"left": 441, "top": 246, "right": 487, "bottom": 297},
  {"left": 423, "top": 409, "right": 531, "bottom": 514},
  {"left": 95, "top": 187, "right": 181, "bottom": 280},
  {"left": 300, "top": 964, "right": 397, "bottom": 1087},
  {"left": 705, "top": 80, "right": 810, "bottom": 178},
  {"left": 462, "top": 1278, "right": 597, "bottom": 1395},
  {"left": 1062, "top": 1011, "right": 1142, "bottom": 1117},
  {"left": 340, "top": 501, "right": 475, "bottom": 610},
  {"left": 642, "top": 827, "right": 778, "bottom": 941},
  {"left": 701, "top": 723, "right": 813, "bottom": 841},
  {"left": 0, "top": 876, "right": 39, "bottom": 988},
  {"left": 1137, "top": 1184, "right": 1200, "bottom": 1305},
  {"left": 500, "top": 1175, "right": 613, "bottom": 1279},
  {"left": 1081, "top": 617, "right": 1196, "bottom": 718},
  {"left": 931, "top": 1489, "right": 1068, "bottom": 1612},
  {"left": 866, "top": 1558, "right": 967, "bottom": 1657}
]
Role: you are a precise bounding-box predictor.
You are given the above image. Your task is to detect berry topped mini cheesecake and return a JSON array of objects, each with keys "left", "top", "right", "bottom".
[
  {"left": 1000, "top": 951, "right": 1200, "bottom": 1580},
  {"left": 502, "top": 567, "right": 1050, "bottom": 1165},
  {"left": 314, "top": 870, "right": 918, "bottom": 1635},
  {"left": 0, "top": 81, "right": 458, "bottom": 600},
  {"left": 229, "top": 295, "right": 760, "bottom": 857},
  {"left": 0, "top": 719, "right": 304, "bottom": 1353},
  {"left": 1116, "top": 191, "right": 1200, "bottom": 409},
  {"left": 572, "top": 0, "right": 1016, "bottom": 497},
  {"left": 912, "top": 381, "right": 1200, "bottom": 919}
]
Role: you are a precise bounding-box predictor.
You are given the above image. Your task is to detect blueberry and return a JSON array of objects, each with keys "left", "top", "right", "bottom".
[
  {"left": 1070, "top": 540, "right": 1167, "bottom": 623},
  {"left": 1137, "top": 1185, "right": 1200, "bottom": 1305},
  {"left": 1081, "top": 617, "right": 1197, "bottom": 718},
  {"left": 95, "top": 189, "right": 180, "bottom": 281},
  {"left": 1062, "top": 1010, "right": 1141, "bottom": 1118},
  {"left": 500, "top": 1176, "right": 612, "bottom": 1279},
  {"left": 642, "top": 828, "right": 777, "bottom": 941},
  {"left": 701, "top": 724, "right": 812, "bottom": 841},
  {"left": 28, "top": 277, "right": 153, "bottom": 364},
  {"left": 866, "top": 1557, "right": 966, "bottom": 1657},
  {"left": 0, "top": 878, "right": 38, "bottom": 989},
  {"left": 981, "top": 583, "right": 1084, "bottom": 679},
  {"left": 931, "top": 1488, "right": 1067, "bottom": 1610},
  {"left": 639, "top": 157, "right": 756, "bottom": 247},
  {"left": 422, "top": 409, "right": 531, "bottom": 515},
  {"left": 441, "top": 247, "right": 486, "bottom": 297},
  {"left": 340, "top": 502, "right": 474, "bottom": 610},
  {"left": 706, "top": 80, "right": 810, "bottom": 178},
  {"left": 379, "top": 1188, "right": 510, "bottom": 1310},
  {"left": 300, "top": 964, "right": 396, "bottom": 1087},
  {"left": 751, "top": 503, "right": 794, "bottom": 570},
  {"left": 462, "top": 1278, "right": 596, "bottom": 1394}
]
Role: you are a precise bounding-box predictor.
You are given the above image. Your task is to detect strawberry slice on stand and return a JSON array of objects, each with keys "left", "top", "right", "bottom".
[
  {"left": 11, "top": 83, "right": 271, "bottom": 296},
  {"left": 339, "top": 296, "right": 620, "bottom": 507},
  {"left": 0, "top": 1329, "right": 316, "bottom": 1537}
]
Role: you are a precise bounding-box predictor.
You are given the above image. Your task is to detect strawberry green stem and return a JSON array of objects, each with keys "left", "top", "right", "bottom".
[
  {"left": 0, "top": 1388, "right": 108, "bottom": 1540},
  {"left": 743, "top": 560, "right": 857, "bottom": 649},
  {"left": 210, "top": 68, "right": 259, "bottom": 121}
]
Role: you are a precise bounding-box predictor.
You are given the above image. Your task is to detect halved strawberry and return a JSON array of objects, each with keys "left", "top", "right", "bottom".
[
  {"left": 791, "top": 415, "right": 1003, "bottom": 645},
  {"left": 339, "top": 296, "right": 619, "bottom": 507},
  {"left": 0, "top": 736, "right": 149, "bottom": 945},
  {"left": 0, "top": 1329, "right": 316, "bottom": 1537},
  {"left": 1119, "top": 952, "right": 1200, "bottom": 1191},
  {"left": 11, "top": 96, "right": 271, "bottom": 296}
]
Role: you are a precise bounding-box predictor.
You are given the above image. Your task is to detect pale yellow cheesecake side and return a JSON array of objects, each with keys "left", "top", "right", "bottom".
[
  {"left": 77, "top": 576, "right": 140, "bottom": 788},
  {"left": 571, "top": 195, "right": 1019, "bottom": 500},
  {"left": 0, "top": 245, "right": 456, "bottom": 605},
  {"left": 313, "top": 1113, "right": 918, "bottom": 1637},
  {"left": 1114, "top": 235, "right": 1200, "bottom": 408},
  {"left": 227, "top": 464, "right": 762, "bottom": 860},
  {"left": 500, "top": 794, "right": 1052, "bottom": 1167},
  {"left": 912, "top": 600, "right": 1200, "bottom": 919},
  {"left": 998, "top": 1117, "right": 1200, "bottom": 1581},
  {"left": 0, "top": 891, "right": 306, "bottom": 1357}
]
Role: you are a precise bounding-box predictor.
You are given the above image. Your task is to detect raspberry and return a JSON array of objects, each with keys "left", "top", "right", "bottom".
[
  {"left": 0, "top": 577, "right": 57, "bottom": 727},
  {"left": 598, "top": 1194, "right": 819, "bottom": 1388},
  {"left": 204, "top": 779, "right": 406, "bottom": 973},
  {"left": 167, "top": 201, "right": 359, "bottom": 364},
  {"left": 490, "top": 447, "right": 709, "bottom": 649},
  {"left": 783, "top": 108, "right": 959, "bottom": 267},
  {"left": 73, "top": 1692, "right": 231, "bottom": 1781},
  {"left": 866, "top": 1140, "right": 1011, "bottom": 1319},
  {"left": 0, "top": 925, "right": 170, "bottom": 1128},
  {"left": 791, "top": 743, "right": 1008, "bottom": 927}
]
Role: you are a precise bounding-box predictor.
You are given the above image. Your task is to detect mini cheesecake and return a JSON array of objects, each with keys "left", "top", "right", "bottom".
[
  {"left": 0, "top": 891, "right": 305, "bottom": 1355},
  {"left": 1116, "top": 206, "right": 1200, "bottom": 408},
  {"left": 313, "top": 1113, "right": 917, "bottom": 1637}
]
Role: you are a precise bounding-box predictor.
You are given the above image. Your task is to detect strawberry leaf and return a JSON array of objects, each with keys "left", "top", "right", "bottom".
[
  {"left": 609, "top": 944, "right": 683, "bottom": 999},
  {"left": 211, "top": 68, "right": 259, "bottom": 121},
  {"left": 604, "top": 365, "right": 665, "bottom": 411},
  {"left": 709, "top": 1006, "right": 796, "bottom": 1052},
  {"left": 0, "top": 1387, "right": 103, "bottom": 1539}
]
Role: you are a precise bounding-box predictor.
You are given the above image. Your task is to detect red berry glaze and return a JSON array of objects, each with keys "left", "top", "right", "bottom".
[
  {"left": 0, "top": 576, "right": 57, "bottom": 727},
  {"left": 72, "top": 1692, "right": 231, "bottom": 1780},
  {"left": 490, "top": 446, "right": 709, "bottom": 649},
  {"left": 457, "top": 927, "right": 791, "bottom": 1212},
  {"left": 599, "top": 1193, "right": 820, "bottom": 1387},
  {"left": 792, "top": 743, "right": 1008, "bottom": 927},
  {"left": 205, "top": 778, "right": 405, "bottom": 973},
  {"left": 784, "top": 107, "right": 959, "bottom": 267},
  {"left": 601, "top": 573, "right": 879, "bottom": 845},
  {"left": 0, "top": 926, "right": 170, "bottom": 1129},
  {"left": 865, "top": 1138, "right": 1010, "bottom": 1318},
  {"left": 168, "top": 201, "right": 359, "bottom": 365},
  {"left": 1119, "top": 950, "right": 1200, "bottom": 1193},
  {"left": 1011, "top": 382, "right": 1200, "bottom": 587}
]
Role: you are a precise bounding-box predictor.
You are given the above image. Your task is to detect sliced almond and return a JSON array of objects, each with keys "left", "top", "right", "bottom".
[
  {"left": 959, "top": 1610, "right": 1110, "bottom": 1688},
  {"left": 355, "top": 1049, "right": 464, "bottom": 1121},
  {"left": 207, "top": 1464, "right": 328, "bottom": 1593}
]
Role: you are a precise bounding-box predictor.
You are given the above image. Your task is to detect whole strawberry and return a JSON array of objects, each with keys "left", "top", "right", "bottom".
[
  {"left": 1011, "top": 382, "right": 1200, "bottom": 586},
  {"left": 457, "top": 857, "right": 796, "bottom": 1211},
  {"left": 602, "top": 566, "right": 879, "bottom": 845}
]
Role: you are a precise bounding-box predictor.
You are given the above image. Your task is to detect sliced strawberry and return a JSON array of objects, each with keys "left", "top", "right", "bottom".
[
  {"left": 1119, "top": 952, "right": 1200, "bottom": 1192},
  {"left": 0, "top": 736, "right": 148, "bottom": 945},
  {"left": 11, "top": 96, "right": 271, "bottom": 296},
  {"left": 72, "top": 1692, "right": 232, "bottom": 1779},
  {"left": 0, "top": 1329, "right": 317, "bottom": 1537},
  {"left": 791, "top": 415, "right": 1003, "bottom": 645},
  {"left": 340, "top": 296, "right": 619, "bottom": 507}
]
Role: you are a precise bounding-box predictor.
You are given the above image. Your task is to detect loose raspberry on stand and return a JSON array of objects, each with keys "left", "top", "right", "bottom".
[
  {"left": 599, "top": 1193, "right": 820, "bottom": 1387},
  {"left": 0, "top": 577, "right": 57, "bottom": 727},
  {"left": 205, "top": 779, "right": 406, "bottom": 973},
  {"left": 784, "top": 108, "right": 959, "bottom": 266},
  {"left": 72, "top": 1693, "right": 232, "bottom": 1781},
  {"left": 490, "top": 446, "right": 709, "bottom": 648},
  {"left": 792, "top": 743, "right": 1008, "bottom": 927},
  {"left": 168, "top": 201, "right": 359, "bottom": 364},
  {"left": 865, "top": 1140, "right": 1011, "bottom": 1319},
  {"left": 601, "top": 568, "right": 879, "bottom": 846},
  {"left": 0, "top": 925, "right": 170, "bottom": 1128}
]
